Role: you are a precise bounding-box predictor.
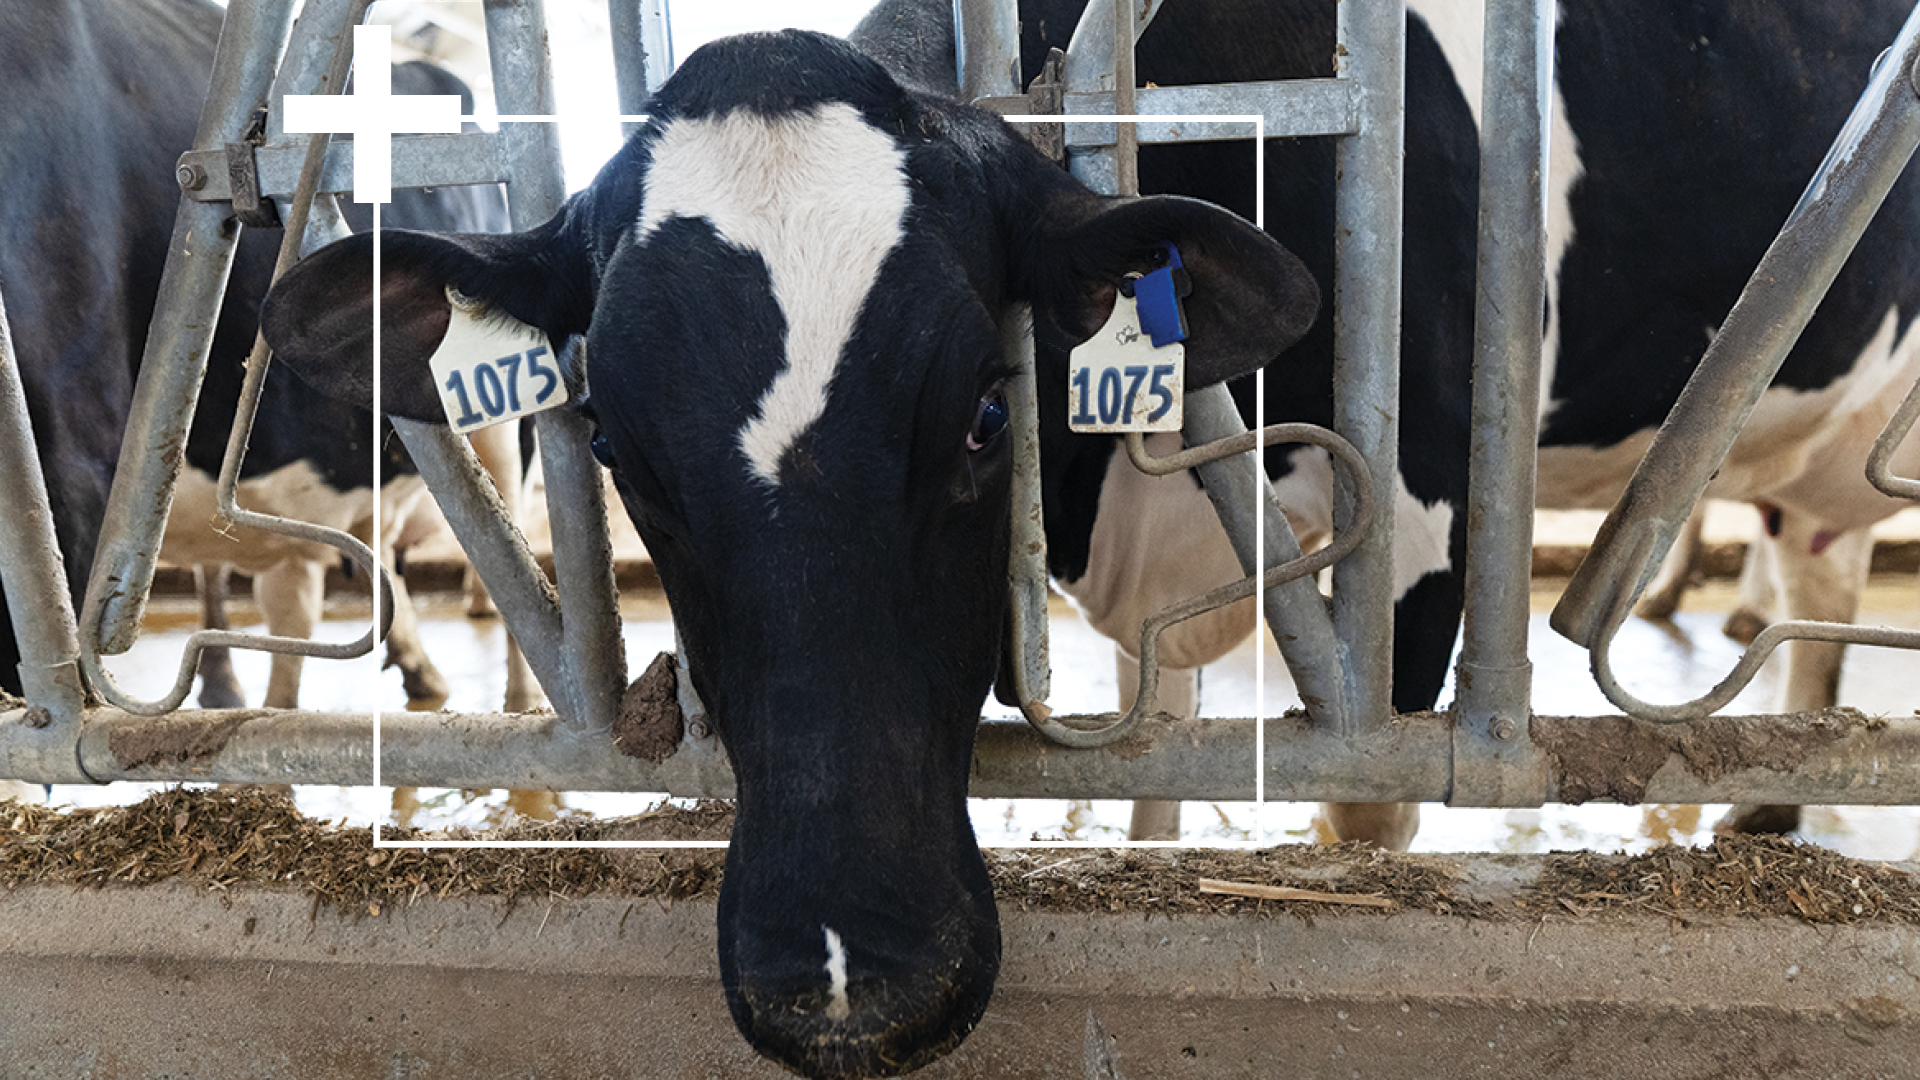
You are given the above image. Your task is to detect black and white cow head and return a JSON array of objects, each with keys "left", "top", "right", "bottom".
[{"left": 262, "top": 30, "right": 1315, "bottom": 1079}]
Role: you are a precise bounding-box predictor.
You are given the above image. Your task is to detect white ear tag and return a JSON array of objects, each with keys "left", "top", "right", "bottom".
[
  {"left": 426, "top": 290, "right": 568, "bottom": 434},
  {"left": 1067, "top": 289, "right": 1184, "bottom": 433}
]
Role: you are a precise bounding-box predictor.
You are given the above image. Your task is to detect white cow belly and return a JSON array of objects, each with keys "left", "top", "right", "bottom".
[
  {"left": 162, "top": 461, "right": 430, "bottom": 573},
  {"left": 1061, "top": 439, "right": 1455, "bottom": 672},
  {"left": 1055, "top": 433, "right": 1254, "bottom": 670},
  {"left": 1538, "top": 307, "right": 1920, "bottom": 532}
]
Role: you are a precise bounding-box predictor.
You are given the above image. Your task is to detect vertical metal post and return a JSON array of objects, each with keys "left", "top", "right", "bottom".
[
  {"left": 0, "top": 290, "right": 87, "bottom": 747},
  {"left": 266, "top": 0, "right": 368, "bottom": 140},
  {"left": 1057, "top": 0, "right": 1351, "bottom": 732},
  {"left": 957, "top": 1, "right": 1052, "bottom": 712},
  {"left": 81, "top": 0, "right": 300, "bottom": 657},
  {"left": 1061, "top": 0, "right": 1157, "bottom": 193},
  {"left": 484, "top": 0, "right": 627, "bottom": 735},
  {"left": 1453, "top": 0, "right": 1549, "bottom": 805},
  {"left": 1330, "top": 0, "right": 1404, "bottom": 735},
  {"left": 608, "top": 0, "right": 673, "bottom": 139},
  {"left": 1109, "top": 0, "right": 1138, "bottom": 196},
  {"left": 954, "top": 0, "right": 1020, "bottom": 100}
]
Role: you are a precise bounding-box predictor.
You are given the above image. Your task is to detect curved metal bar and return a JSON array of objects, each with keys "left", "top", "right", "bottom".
[
  {"left": 1023, "top": 421, "right": 1374, "bottom": 747},
  {"left": 1584, "top": 519, "right": 1920, "bottom": 722},
  {"left": 1867, "top": 375, "right": 1920, "bottom": 500},
  {"left": 82, "top": 8, "right": 391, "bottom": 716}
]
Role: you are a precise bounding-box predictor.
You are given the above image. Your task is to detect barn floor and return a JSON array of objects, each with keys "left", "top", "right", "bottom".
[{"left": 3, "top": 790, "right": 1918, "bottom": 1079}]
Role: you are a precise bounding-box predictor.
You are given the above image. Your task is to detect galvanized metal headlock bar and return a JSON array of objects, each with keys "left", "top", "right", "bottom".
[
  {"left": 983, "top": 0, "right": 1405, "bottom": 741},
  {"left": 1021, "top": 417, "right": 1376, "bottom": 749},
  {"left": 0, "top": 288, "right": 88, "bottom": 760},
  {"left": 6, "top": 700, "right": 1914, "bottom": 809},
  {"left": 79, "top": 0, "right": 400, "bottom": 719},
  {"left": 1553, "top": 2, "right": 1920, "bottom": 723},
  {"left": 1452, "top": 0, "right": 1552, "bottom": 808}
]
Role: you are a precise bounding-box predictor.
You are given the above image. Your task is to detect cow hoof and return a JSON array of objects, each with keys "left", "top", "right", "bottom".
[
  {"left": 1722, "top": 609, "right": 1768, "bottom": 645},
  {"left": 505, "top": 790, "right": 561, "bottom": 820},
  {"left": 196, "top": 678, "right": 247, "bottom": 710},
  {"left": 391, "top": 788, "right": 421, "bottom": 829},
  {"left": 400, "top": 663, "right": 451, "bottom": 704},
  {"left": 1718, "top": 803, "right": 1802, "bottom": 835},
  {"left": 1321, "top": 802, "right": 1419, "bottom": 851},
  {"left": 1634, "top": 588, "right": 1682, "bottom": 622},
  {"left": 503, "top": 688, "right": 545, "bottom": 714}
]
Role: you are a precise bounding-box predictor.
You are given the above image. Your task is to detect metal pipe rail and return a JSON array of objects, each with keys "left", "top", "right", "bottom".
[
  {"left": 78, "top": 0, "right": 300, "bottom": 664},
  {"left": 7, "top": 701, "right": 1911, "bottom": 809},
  {"left": 0, "top": 289, "right": 87, "bottom": 780},
  {"left": 998, "top": 0, "right": 1405, "bottom": 734},
  {"left": 1552, "top": 1, "right": 1920, "bottom": 722},
  {"left": 81, "top": 0, "right": 397, "bottom": 719},
  {"left": 1453, "top": 0, "right": 1551, "bottom": 805}
]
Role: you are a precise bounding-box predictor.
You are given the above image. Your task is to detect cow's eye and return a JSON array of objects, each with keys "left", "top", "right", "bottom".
[
  {"left": 968, "top": 392, "right": 1009, "bottom": 451},
  {"left": 590, "top": 430, "right": 617, "bottom": 469}
]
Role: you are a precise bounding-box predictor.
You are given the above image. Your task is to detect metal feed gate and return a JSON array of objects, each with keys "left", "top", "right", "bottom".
[{"left": 2, "top": 0, "right": 1919, "bottom": 813}]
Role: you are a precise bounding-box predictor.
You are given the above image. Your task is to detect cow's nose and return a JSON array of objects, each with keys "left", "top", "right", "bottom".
[{"left": 723, "top": 908, "right": 999, "bottom": 1079}]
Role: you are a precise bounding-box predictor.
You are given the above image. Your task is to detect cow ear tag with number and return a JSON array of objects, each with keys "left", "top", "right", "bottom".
[
  {"left": 1068, "top": 243, "right": 1187, "bottom": 433},
  {"left": 427, "top": 288, "right": 569, "bottom": 434}
]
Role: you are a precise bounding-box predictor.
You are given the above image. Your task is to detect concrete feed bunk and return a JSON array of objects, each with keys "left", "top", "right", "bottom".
[{"left": 1, "top": 790, "right": 1918, "bottom": 1078}]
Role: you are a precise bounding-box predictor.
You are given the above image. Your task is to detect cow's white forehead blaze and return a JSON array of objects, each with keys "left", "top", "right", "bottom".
[{"left": 636, "top": 102, "right": 911, "bottom": 484}]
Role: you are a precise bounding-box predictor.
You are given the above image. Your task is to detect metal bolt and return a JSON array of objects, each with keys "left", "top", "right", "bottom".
[
  {"left": 687, "top": 718, "right": 710, "bottom": 741},
  {"left": 1491, "top": 716, "right": 1518, "bottom": 742},
  {"left": 176, "top": 162, "right": 207, "bottom": 191},
  {"left": 21, "top": 706, "right": 51, "bottom": 730}
]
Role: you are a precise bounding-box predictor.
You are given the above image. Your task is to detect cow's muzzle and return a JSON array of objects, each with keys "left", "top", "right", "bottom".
[{"left": 719, "top": 842, "right": 1000, "bottom": 1079}]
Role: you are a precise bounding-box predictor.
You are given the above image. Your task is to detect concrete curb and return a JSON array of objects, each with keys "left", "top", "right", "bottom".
[{"left": 3, "top": 858, "right": 1917, "bottom": 1079}]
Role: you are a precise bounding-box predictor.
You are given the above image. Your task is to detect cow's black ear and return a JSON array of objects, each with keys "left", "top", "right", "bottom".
[
  {"left": 1018, "top": 190, "right": 1319, "bottom": 388},
  {"left": 261, "top": 217, "right": 592, "bottom": 423}
]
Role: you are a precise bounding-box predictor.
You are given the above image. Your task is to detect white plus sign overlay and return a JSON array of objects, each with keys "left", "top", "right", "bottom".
[{"left": 282, "top": 24, "right": 463, "bottom": 204}]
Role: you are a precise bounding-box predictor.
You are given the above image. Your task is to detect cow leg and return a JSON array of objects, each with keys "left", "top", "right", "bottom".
[
  {"left": 463, "top": 422, "right": 522, "bottom": 619},
  {"left": 391, "top": 787, "right": 422, "bottom": 829},
  {"left": 253, "top": 558, "right": 326, "bottom": 710},
  {"left": 234, "top": 559, "right": 324, "bottom": 799},
  {"left": 1722, "top": 515, "right": 1872, "bottom": 835},
  {"left": 1724, "top": 512, "right": 1780, "bottom": 645},
  {"left": 382, "top": 543, "right": 450, "bottom": 706},
  {"left": 1635, "top": 502, "right": 1708, "bottom": 621},
  {"left": 1318, "top": 476, "right": 1464, "bottom": 852},
  {"left": 194, "top": 563, "right": 247, "bottom": 708},
  {"left": 1119, "top": 650, "right": 1193, "bottom": 841}
]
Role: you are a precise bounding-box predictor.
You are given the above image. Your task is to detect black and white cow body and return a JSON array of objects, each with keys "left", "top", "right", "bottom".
[
  {"left": 1014, "top": 0, "right": 1920, "bottom": 758},
  {"left": 260, "top": 0, "right": 1920, "bottom": 1074},
  {"left": 0, "top": 1, "right": 514, "bottom": 716},
  {"left": 264, "top": 22, "right": 1318, "bottom": 1078}
]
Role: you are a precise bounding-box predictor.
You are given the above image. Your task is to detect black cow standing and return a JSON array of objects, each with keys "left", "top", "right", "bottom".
[{"left": 261, "top": 1, "right": 1920, "bottom": 1077}]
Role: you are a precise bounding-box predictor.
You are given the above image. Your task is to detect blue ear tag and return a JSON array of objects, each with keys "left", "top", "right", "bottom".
[{"left": 1129, "top": 243, "right": 1192, "bottom": 348}]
